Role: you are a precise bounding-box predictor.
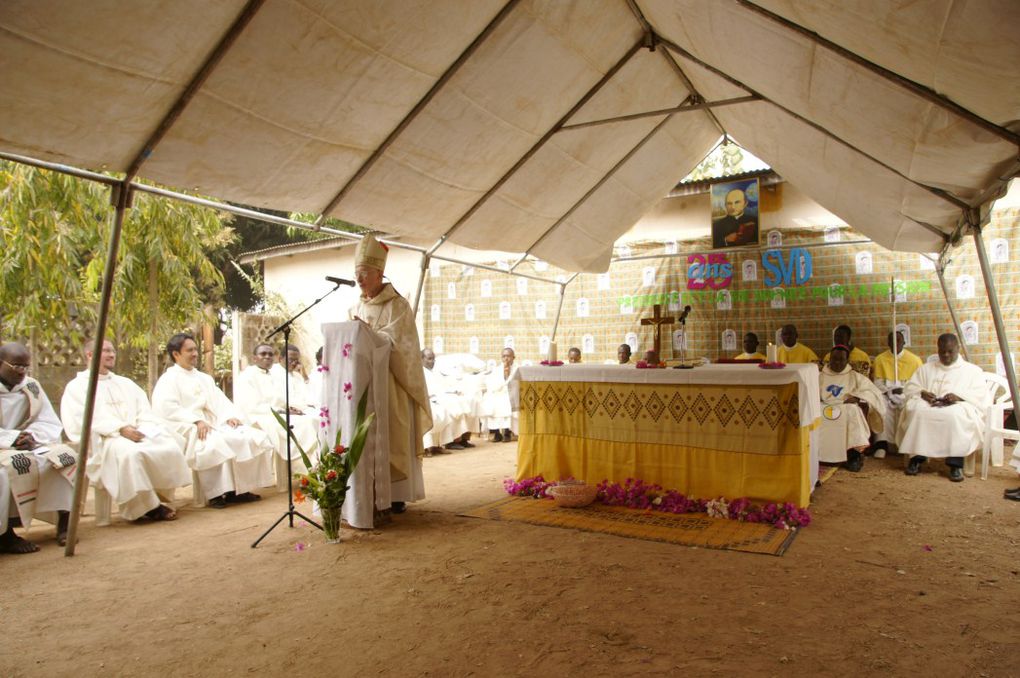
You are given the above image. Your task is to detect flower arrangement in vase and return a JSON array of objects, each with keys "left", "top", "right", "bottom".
[{"left": 274, "top": 389, "right": 374, "bottom": 542}]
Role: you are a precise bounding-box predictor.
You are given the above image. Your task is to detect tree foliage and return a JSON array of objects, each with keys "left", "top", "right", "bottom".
[{"left": 0, "top": 161, "right": 235, "bottom": 351}]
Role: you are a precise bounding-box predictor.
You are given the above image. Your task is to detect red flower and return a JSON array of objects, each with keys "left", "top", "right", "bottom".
[
  {"left": 326, "top": 470, "right": 338, "bottom": 481},
  {"left": 333, "top": 444, "right": 345, "bottom": 455},
  {"left": 300, "top": 476, "right": 310, "bottom": 487}
]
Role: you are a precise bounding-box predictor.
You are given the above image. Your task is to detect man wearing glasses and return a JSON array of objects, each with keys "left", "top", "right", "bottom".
[{"left": 0, "top": 342, "right": 78, "bottom": 553}]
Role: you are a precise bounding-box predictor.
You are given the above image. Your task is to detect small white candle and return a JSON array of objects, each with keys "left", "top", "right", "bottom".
[
  {"left": 767, "top": 343, "right": 778, "bottom": 363},
  {"left": 547, "top": 341, "right": 557, "bottom": 362}
]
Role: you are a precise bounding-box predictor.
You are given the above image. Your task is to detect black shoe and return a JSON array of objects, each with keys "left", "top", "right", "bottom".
[
  {"left": 905, "top": 458, "right": 923, "bottom": 476},
  {"left": 948, "top": 466, "right": 964, "bottom": 482},
  {"left": 1004, "top": 487, "right": 1020, "bottom": 501},
  {"left": 502, "top": 429, "right": 515, "bottom": 442},
  {"left": 460, "top": 440, "right": 476, "bottom": 448},
  {"left": 444, "top": 442, "right": 465, "bottom": 450},
  {"left": 491, "top": 430, "right": 503, "bottom": 442},
  {"left": 845, "top": 451, "right": 863, "bottom": 473},
  {"left": 208, "top": 495, "right": 228, "bottom": 509},
  {"left": 226, "top": 491, "right": 261, "bottom": 503},
  {"left": 391, "top": 501, "right": 406, "bottom": 514}
]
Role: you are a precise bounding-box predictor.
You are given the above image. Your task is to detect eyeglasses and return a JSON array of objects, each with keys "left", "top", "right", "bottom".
[{"left": 1, "top": 360, "right": 30, "bottom": 371}]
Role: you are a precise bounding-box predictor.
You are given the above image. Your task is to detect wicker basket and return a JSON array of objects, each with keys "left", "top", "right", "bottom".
[{"left": 547, "top": 481, "right": 597, "bottom": 508}]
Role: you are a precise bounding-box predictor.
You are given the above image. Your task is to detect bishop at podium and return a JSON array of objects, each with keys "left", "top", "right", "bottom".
[{"left": 348, "top": 235, "right": 432, "bottom": 516}]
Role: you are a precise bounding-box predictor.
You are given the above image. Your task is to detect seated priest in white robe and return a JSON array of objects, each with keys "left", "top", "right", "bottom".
[
  {"left": 152, "top": 333, "right": 275, "bottom": 508},
  {"left": 898, "top": 333, "right": 989, "bottom": 482},
  {"left": 421, "top": 349, "right": 477, "bottom": 455},
  {"left": 870, "top": 331, "right": 924, "bottom": 458},
  {"left": 482, "top": 348, "right": 518, "bottom": 442},
  {"left": 0, "top": 342, "right": 77, "bottom": 553},
  {"left": 306, "top": 346, "right": 325, "bottom": 410},
  {"left": 818, "top": 345, "right": 886, "bottom": 472},
  {"left": 61, "top": 339, "right": 191, "bottom": 522},
  {"left": 349, "top": 235, "right": 433, "bottom": 513},
  {"left": 234, "top": 343, "right": 317, "bottom": 487}
]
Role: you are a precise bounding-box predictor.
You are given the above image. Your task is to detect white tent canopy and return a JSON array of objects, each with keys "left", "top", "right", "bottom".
[{"left": 2, "top": 0, "right": 1017, "bottom": 272}]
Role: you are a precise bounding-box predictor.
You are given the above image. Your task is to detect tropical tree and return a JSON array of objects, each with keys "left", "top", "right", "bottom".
[{"left": 0, "top": 161, "right": 235, "bottom": 384}]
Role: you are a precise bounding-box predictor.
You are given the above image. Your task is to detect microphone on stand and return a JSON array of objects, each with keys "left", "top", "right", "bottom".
[
  {"left": 678, "top": 305, "right": 692, "bottom": 323},
  {"left": 325, "top": 276, "right": 356, "bottom": 287}
]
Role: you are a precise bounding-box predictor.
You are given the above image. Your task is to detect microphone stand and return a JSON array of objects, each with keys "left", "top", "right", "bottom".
[{"left": 252, "top": 281, "right": 345, "bottom": 548}]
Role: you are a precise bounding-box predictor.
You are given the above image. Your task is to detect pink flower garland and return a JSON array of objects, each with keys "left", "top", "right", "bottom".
[{"left": 504, "top": 476, "right": 811, "bottom": 529}]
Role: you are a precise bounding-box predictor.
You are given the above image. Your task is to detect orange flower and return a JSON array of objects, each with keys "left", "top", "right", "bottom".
[
  {"left": 294, "top": 489, "right": 306, "bottom": 503},
  {"left": 300, "top": 476, "right": 310, "bottom": 487}
]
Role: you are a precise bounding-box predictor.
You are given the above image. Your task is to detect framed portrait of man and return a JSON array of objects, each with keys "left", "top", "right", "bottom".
[{"left": 711, "top": 178, "right": 760, "bottom": 249}]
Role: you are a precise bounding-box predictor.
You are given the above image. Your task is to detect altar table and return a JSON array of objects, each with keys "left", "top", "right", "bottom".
[{"left": 512, "top": 364, "right": 822, "bottom": 507}]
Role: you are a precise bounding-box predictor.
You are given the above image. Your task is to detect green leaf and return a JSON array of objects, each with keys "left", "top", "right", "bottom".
[{"left": 271, "top": 409, "right": 314, "bottom": 471}]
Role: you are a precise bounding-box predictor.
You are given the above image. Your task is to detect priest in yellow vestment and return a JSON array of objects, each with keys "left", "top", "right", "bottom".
[
  {"left": 348, "top": 235, "right": 432, "bottom": 513},
  {"left": 777, "top": 324, "right": 819, "bottom": 364},
  {"left": 870, "top": 331, "right": 923, "bottom": 457}
]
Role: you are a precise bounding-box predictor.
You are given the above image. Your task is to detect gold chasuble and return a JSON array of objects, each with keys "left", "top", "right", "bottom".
[
  {"left": 872, "top": 349, "right": 923, "bottom": 382},
  {"left": 778, "top": 342, "right": 819, "bottom": 365},
  {"left": 349, "top": 283, "right": 432, "bottom": 482}
]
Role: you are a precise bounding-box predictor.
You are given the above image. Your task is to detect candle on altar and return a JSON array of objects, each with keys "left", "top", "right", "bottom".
[
  {"left": 547, "top": 341, "right": 557, "bottom": 363},
  {"left": 767, "top": 342, "right": 778, "bottom": 363}
]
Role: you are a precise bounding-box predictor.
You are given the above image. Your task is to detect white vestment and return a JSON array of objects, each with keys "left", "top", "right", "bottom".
[
  {"left": 152, "top": 364, "right": 275, "bottom": 501},
  {"left": 482, "top": 365, "right": 518, "bottom": 431},
  {"left": 1, "top": 376, "right": 77, "bottom": 530},
  {"left": 348, "top": 284, "right": 432, "bottom": 506},
  {"left": 306, "top": 368, "right": 324, "bottom": 410},
  {"left": 423, "top": 368, "right": 476, "bottom": 448},
  {"left": 896, "top": 357, "right": 989, "bottom": 458},
  {"left": 61, "top": 371, "right": 191, "bottom": 521},
  {"left": 818, "top": 365, "right": 886, "bottom": 462},
  {"left": 234, "top": 365, "right": 319, "bottom": 461}
]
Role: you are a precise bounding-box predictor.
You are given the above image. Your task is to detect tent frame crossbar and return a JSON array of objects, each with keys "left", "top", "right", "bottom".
[
  {"left": 426, "top": 37, "right": 647, "bottom": 257},
  {"left": 558, "top": 95, "right": 759, "bottom": 131},
  {"left": 624, "top": 0, "right": 728, "bottom": 138},
  {"left": 511, "top": 112, "right": 679, "bottom": 271},
  {"left": 735, "top": 0, "right": 1020, "bottom": 148},
  {"left": 656, "top": 36, "right": 970, "bottom": 216},
  {"left": 314, "top": 0, "right": 521, "bottom": 223}
]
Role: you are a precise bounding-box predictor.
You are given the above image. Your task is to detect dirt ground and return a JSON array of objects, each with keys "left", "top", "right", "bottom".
[{"left": 3, "top": 439, "right": 1018, "bottom": 677}]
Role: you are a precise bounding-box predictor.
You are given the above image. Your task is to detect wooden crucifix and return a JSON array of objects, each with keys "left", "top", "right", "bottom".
[{"left": 640, "top": 304, "right": 675, "bottom": 359}]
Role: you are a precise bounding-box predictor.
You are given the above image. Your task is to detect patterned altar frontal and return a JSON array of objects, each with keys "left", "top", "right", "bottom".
[
  {"left": 520, "top": 381, "right": 803, "bottom": 455},
  {"left": 517, "top": 379, "right": 812, "bottom": 506}
]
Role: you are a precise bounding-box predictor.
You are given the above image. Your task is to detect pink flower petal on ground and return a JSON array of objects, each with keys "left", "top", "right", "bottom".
[
  {"left": 923, "top": 544, "right": 933, "bottom": 552},
  {"left": 294, "top": 542, "right": 306, "bottom": 552}
]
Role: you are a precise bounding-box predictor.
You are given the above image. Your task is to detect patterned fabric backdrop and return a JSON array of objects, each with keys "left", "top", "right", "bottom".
[{"left": 423, "top": 208, "right": 1020, "bottom": 373}]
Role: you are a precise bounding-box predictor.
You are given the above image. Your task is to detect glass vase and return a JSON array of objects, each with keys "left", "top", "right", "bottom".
[{"left": 320, "top": 504, "right": 343, "bottom": 543}]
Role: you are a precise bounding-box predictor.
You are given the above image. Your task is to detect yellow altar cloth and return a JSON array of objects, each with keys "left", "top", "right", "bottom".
[{"left": 513, "top": 365, "right": 821, "bottom": 507}]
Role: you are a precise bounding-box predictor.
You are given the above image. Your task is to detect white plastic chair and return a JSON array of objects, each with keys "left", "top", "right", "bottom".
[{"left": 982, "top": 373, "right": 1017, "bottom": 480}]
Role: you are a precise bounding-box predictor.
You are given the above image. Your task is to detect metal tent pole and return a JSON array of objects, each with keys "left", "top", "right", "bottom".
[
  {"left": 934, "top": 262, "right": 970, "bottom": 362},
  {"left": 65, "top": 182, "right": 131, "bottom": 556},
  {"left": 972, "top": 225, "right": 1020, "bottom": 478},
  {"left": 411, "top": 252, "right": 430, "bottom": 316}
]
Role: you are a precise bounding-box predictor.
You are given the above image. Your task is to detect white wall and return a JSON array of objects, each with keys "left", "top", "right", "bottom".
[{"left": 263, "top": 244, "right": 426, "bottom": 356}]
